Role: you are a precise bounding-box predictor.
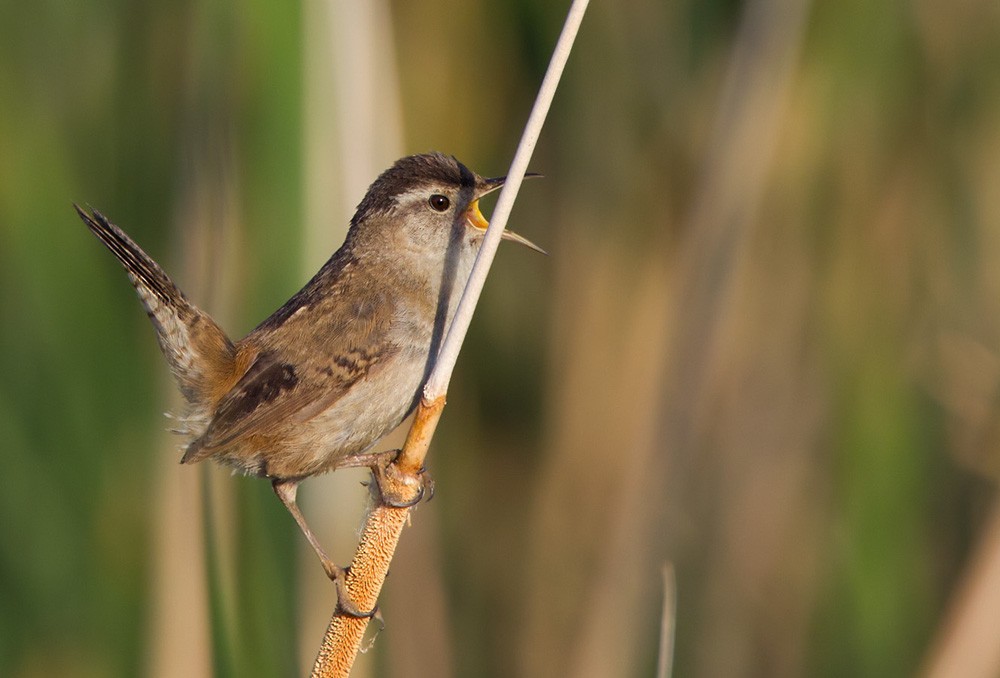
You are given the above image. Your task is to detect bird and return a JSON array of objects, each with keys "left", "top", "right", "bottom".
[{"left": 75, "top": 152, "right": 543, "bottom": 615}]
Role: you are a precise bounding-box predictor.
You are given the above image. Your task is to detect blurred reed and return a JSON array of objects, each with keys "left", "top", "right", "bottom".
[{"left": 2, "top": 0, "right": 1000, "bottom": 676}]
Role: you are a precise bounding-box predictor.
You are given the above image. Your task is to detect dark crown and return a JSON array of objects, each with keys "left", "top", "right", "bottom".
[{"left": 352, "top": 153, "right": 477, "bottom": 225}]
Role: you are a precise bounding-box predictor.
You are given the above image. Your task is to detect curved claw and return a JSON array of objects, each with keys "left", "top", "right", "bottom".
[
  {"left": 370, "top": 450, "right": 434, "bottom": 508},
  {"left": 377, "top": 476, "right": 425, "bottom": 508},
  {"left": 394, "top": 488, "right": 425, "bottom": 508},
  {"left": 332, "top": 566, "right": 379, "bottom": 619},
  {"left": 419, "top": 466, "right": 436, "bottom": 502}
]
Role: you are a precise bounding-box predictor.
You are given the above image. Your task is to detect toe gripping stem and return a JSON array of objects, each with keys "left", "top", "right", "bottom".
[
  {"left": 330, "top": 566, "right": 381, "bottom": 620},
  {"left": 370, "top": 449, "right": 435, "bottom": 508}
]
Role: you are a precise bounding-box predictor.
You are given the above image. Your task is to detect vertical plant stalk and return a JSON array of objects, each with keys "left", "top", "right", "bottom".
[
  {"left": 920, "top": 502, "right": 1000, "bottom": 678},
  {"left": 657, "top": 564, "right": 677, "bottom": 678},
  {"left": 309, "top": 0, "right": 590, "bottom": 675}
]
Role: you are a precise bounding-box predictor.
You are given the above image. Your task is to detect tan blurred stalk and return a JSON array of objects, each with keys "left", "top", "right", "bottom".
[
  {"left": 521, "top": 0, "right": 813, "bottom": 674},
  {"left": 658, "top": 564, "right": 677, "bottom": 678},
  {"left": 518, "top": 234, "right": 671, "bottom": 678},
  {"left": 921, "top": 503, "right": 1000, "bottom": 678},
  {"left": 298, "top": 1, "right": 452, "bottom": 676},
  {"left": 145, "top": 428, "right": 213, "bottom": 678},
  {"left": 145, "top": 140, "right": 243, "bottom": 678},
  {"left": 675, "top": 0, "right": 817, "bottom": 674},
  {"left": 143, "top": 4, "right": 248, "bottom": 668}
]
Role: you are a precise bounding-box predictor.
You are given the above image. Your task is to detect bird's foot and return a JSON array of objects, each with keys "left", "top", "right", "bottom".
[
  {"left": 323, "top": 562, "right": 379, "bottom": 619},
  {"left": 369, "top": 449, "right": 434, "bottom": 508}
]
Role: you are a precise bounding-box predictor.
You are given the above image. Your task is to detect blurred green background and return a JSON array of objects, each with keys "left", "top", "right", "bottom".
[{"left": 2, "top": 0, "right": 1000, "bottom": 676}]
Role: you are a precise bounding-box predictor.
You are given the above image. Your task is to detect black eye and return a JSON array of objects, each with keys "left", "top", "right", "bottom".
[{"left": 428, "top": 194, "right": 450, "bottom": 212}]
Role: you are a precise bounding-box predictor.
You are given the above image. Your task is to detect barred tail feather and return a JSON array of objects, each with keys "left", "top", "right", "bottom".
[{"left": 75, "top": 205, "right": 236, "bottom": 407}]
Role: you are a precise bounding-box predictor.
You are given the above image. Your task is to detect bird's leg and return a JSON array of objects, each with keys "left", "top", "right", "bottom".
[
  {"left": 270, "top": 479, "right": 338, "bottom": 576},
  {"left": 271, "top": 478, "right": 377, "bottom": 618},
  {"left": 364, "top": 449, "right": 435, "bottom": 508}
]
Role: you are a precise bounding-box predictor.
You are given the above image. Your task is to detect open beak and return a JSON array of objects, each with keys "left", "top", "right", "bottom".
[
  {"left": 481, "top": 172, "right": 542, "bottom": 195},
  {"left": 465, "top": 199, "right": 547, "bottom": 255},
  {"left": 500, "top": 228, "right": 548, "bottom": 255}
]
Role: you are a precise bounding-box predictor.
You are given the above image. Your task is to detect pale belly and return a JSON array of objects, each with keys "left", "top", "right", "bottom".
[{"left": 225, "top": 345, "right": 429, "bottom": 480}]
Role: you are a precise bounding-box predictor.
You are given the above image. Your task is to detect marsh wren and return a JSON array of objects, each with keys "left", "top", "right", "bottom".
[{"left": 76, "top": 153, "right": 542, "bottom": 614}]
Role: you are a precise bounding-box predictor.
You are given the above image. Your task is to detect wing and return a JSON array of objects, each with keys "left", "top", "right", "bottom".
[{"left": 182, "top": 288, "right": 400, "bottom": 463}]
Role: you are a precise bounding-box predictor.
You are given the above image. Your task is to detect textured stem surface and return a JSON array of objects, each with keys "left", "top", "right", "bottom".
[{"left": 309, "top": 504, "right": 410, "bottom": 678}]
